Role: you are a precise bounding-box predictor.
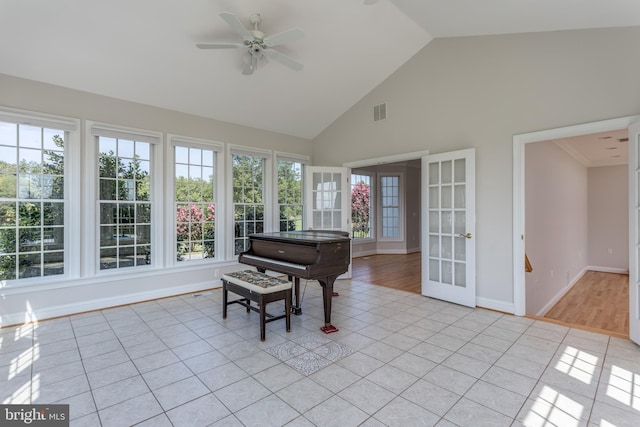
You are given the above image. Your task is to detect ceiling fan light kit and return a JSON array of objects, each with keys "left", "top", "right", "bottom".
[{"left": 197, "top": 11, "right": 304, "bottom": 75}]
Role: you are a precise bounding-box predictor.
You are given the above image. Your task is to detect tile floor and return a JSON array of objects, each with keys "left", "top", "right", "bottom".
[{"left": 2, "top": 279, "right": 640, "bottom": 426}]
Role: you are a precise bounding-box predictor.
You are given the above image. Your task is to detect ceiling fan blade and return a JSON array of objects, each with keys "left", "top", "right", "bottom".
[
  {"left": 264, "top": 49, "right": 303, "bottom": 71},
  {"left": 196, "top": 43, "right": 244, "bottom": 49},
  {"left": 219, "top": 12, "right": 253, "bottom": 42},
  {"left": 263, "top": 28, "right": 304, "bottom": 47}
]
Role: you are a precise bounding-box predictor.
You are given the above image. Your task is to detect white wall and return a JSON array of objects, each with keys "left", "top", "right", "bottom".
[
  {"left": 588, "top": 165, "right": 629, "bottom": 271},
  {"left": 405, "top": 164, "right": 421, "bottom": 253},
  {"left": 313, "top": 26, "right": 640, "bottom": 312},
  {"left": 524, "top": 141, "right": 588, "bottom": 315},
  {"left": 0, "top": 73, "right": 312, "bottom": 326}
]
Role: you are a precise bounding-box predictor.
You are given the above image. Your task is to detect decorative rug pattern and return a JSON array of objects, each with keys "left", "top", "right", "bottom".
[{"left": 266, "top": 333, "right": 354, "bottom": 375}]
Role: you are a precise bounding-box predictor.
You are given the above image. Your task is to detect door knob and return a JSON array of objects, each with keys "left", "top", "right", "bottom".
[{"left": 458, "top": 233, "right": 472, "bottom": 239}]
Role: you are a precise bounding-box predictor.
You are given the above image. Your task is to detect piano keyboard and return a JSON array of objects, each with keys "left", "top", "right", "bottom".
[{"left": 240, "top": 254, "right": 307, "bottom": 271}]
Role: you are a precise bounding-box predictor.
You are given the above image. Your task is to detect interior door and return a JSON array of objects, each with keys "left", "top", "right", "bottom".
[
  {"left": 629, "top": 121, "right": 640, "bottom": 345},
  {"left": 305, "top": 166, "right": 352, "bottom": 278},
  {"left": 422, "top": 148, "right": 476, "bottom": 307}
]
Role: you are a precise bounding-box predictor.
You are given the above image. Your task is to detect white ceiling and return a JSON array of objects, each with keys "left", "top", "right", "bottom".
[
  {"left": 554, "top": 129, "right": 629, "bottom": 167},
  {"left": 1, "top": 0, "right": 640, "bottom": 140}
]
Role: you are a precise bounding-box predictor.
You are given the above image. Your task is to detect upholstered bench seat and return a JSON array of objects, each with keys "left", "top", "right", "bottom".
[{"left": 222, "top": 270, "right": 292, "bottom": 341}]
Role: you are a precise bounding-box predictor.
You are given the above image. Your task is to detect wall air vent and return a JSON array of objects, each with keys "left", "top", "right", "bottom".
[{"left": 373, "top": 103, "right": 387, "bottom": 122}]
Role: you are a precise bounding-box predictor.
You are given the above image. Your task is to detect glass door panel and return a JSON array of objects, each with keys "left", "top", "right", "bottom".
[{"left": 423, "top": 149, "right": 476, "bottom": 307}]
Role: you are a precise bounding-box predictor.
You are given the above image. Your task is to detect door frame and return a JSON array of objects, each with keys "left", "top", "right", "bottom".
[
  {"left": 512, "top": 115, "right": 640, "bottom": 316},
  {"left": 344, "top": 149, "right": 429, "bottom": 275}
]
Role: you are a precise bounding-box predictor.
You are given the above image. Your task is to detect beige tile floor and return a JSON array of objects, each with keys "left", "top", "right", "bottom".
[{"left": 1, "top": 278, "right": 640, "bottom": 426}]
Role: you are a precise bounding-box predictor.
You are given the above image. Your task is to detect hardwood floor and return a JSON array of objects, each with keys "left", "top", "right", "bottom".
[
  {"left": 352, "top": 253, "right": 421, "bottom": 294},
  {"left": 542, "top": 270, "right": 629, "bottom": 338},
  {"left": 353, "top": 255, "right": 629, "bottom": 338}
]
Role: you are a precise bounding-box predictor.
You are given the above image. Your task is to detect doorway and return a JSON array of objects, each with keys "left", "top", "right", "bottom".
[
  {"left": 345, "top": 151, "right": 427, "bottom": 294},
  {"left": 513, "top": 117, "right": 638, "bottom": 338}
]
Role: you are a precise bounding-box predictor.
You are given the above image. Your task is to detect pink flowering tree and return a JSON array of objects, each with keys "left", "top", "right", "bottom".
[
  {"left": 176, "top": 203, "right": 215, "bottom": 260},
  {"left": 351, "top": 180, "right": 370, "bottom": 238}
]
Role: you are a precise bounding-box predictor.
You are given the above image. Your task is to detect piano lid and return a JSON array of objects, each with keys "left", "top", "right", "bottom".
[{"left": 248, "top": 230, "right": 350, "bottom": 245}]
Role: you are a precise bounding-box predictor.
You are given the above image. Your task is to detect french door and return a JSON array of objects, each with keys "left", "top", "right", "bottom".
[
  {"left": 629, "top": 121, "right": 640, "bottom": 345},
  {"left": 304, "top": 166, "right": 352, "bottom": 278},
  {"left": 422, "top": 149, "right": 476, "bottom": 307}
]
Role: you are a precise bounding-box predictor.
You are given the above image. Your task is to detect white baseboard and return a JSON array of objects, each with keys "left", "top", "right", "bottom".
[
  {"left": 476, "top": 296, "right": 514, "bottom": 315},
  {"left": 587, "top": 266, "right": 629, "bottom": 274},
  {"left": 1, "top": 279, "right": 221, "bottom": 326},
  {"left": 352, "top": 249, "right": 378, "bottom": 258},
  {"left": 353, "top": 248, "right": 419, "bottom": 258},
  {"left": 536, "top": 267, "right": 588, "bottom": 316}
]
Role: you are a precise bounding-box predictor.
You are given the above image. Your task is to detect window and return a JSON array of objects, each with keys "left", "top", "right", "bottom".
[
  {"left": 277, "top": 158, "right": 304, "bottom": 231},
  {"left": 380, "top": 175, "right": 400, "bottom": 239},
  {"left": 232, "top": 153, "right": 265, "bottom": 254},
  {"left": 97, "top": 135, "right": 152, "bottom": 270},
  {"left": 175, "top": 145, "right": 216, "bottom": 261},
  {"left": 351, "top": 173, "right": 372, "bottom": 239},
  {"left": 0, "top": 122, "right": 66, "bottom": 280}
]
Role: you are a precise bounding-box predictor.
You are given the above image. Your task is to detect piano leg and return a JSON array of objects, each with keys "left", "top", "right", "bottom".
[
  {"left": 293, "top": 277, "right": 302, "bottom": 315},
  {"left": 319, "top": 276, "right": 339, "bottom": 334},
  {"left": 286, "top": 276, "right": 303, "bottom": 315}
]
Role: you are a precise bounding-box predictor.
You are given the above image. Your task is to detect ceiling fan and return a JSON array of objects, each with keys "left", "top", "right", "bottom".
[{"left": 197, "top": 12, "right": 304, "bottom": 75}]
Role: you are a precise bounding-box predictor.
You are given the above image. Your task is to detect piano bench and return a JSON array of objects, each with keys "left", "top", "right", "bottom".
[{"left": 221, "top": 270, "right": 292, "bottom": 341}]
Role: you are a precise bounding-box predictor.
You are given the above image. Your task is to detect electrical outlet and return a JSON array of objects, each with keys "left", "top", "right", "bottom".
[
  {"left": 214, "top": 269, "right": 220, "bottom": 277},
  {"left": 607, "top": 248, "right": 613, "bottom": 254}
]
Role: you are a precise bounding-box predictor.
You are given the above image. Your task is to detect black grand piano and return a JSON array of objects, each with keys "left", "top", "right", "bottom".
[{"left": 238, "top": 230, "right": 350, "bottom": 334}]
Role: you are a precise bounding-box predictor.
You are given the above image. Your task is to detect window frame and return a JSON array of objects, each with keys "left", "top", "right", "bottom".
[
  {"left": 228, "top": 145, "right": 273, "bottom": 257},
  {"left": 0, "top": 107, "right": 80, "bottom": 287},
  {"left": 86, "top": 121, "right": 163, "bottom": 275},
  {"left": 377, "top": 172, "right": 404, "bottom": 242},
  {"left": 274, "top": 152, "right": 309, "bottom": 232},
  {"left": 350, "top": 171, "right": 375, "bottom": 241},
  {"left": 168, "top": 135, "right": 224, "bottom": 265}
]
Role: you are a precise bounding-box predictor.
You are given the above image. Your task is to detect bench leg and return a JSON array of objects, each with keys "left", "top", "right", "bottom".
[
  {"left": 222, "top": 280, "right": 228, "bottom": 319},
  {"left": 259, "top": 295, "right": 266, "bottom": 341}
]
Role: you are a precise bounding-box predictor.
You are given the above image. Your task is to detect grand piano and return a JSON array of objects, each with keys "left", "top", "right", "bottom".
[{"left": 238, "top": 230, "right": 351, "bottom": 333}]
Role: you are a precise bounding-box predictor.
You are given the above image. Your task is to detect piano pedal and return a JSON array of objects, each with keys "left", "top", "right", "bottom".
[{"left": 320, "top": 324, "right": 339, "bottom": 334}]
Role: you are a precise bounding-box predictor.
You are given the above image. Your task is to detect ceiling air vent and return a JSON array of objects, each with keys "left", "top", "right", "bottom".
[{"left": 373, "top": 103, "right": 387, "bottom": 122}]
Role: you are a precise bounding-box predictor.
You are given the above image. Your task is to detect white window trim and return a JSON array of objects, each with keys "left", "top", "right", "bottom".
[
  {"left": 0, "top": 107, "right": 78, "bottom": 132},
  {"left": 0, "top": 107, "right": 81, "bottom": 287},
  {"left": 227, "top": 145, "right": 273, "bottom": 259},
  {"left": 167, "top": 134, "right": 225, "bottom": 265},
  {"left": 274, "top": 152, "right": 309, "bottom": 231},
  {"left": 351, "top": 170, "right": 376, "bottom": 242},
  {"left": 85, "top": 121, "right": 164, "bottom": 276},
  {"left": 377, "top": 172, "right": 404, "bottom": 242}
]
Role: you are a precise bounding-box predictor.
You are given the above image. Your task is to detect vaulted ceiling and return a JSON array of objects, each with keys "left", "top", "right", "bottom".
[{"left": 1, "top": 0, "right": 639, "bottom": 140}]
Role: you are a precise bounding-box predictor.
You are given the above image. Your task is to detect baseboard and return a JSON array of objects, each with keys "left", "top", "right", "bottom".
[
  {"left": 352, "top": 249, "right": 378, "bottom": 258},
  {"left": 353, "top": 249, "right": 419, "bottom": 258},
  {"left": 476, "top": 296, "right": 514, "bottom": 315},
  {"left": 537, "top": 267, "right": 588, "bottom": 316},
  {"left": 587, "top": 266, "right": 629, "bottom": 274},
  {"left": 1, "top": 279, "right": 221, "bottom": 327}
]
